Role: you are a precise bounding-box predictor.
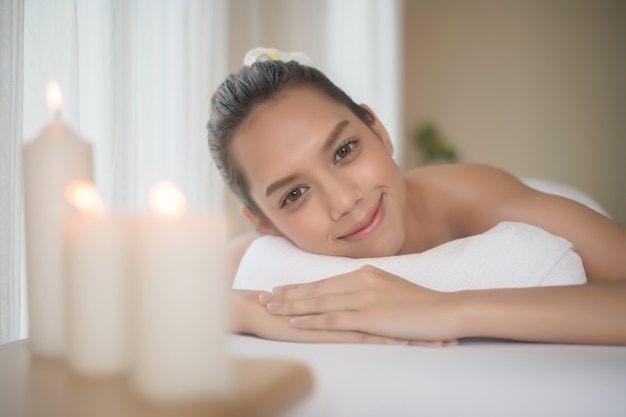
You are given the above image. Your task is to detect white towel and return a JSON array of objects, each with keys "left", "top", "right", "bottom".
[{"left": 233, "top": 222, "right": 587, "bottom": 291}]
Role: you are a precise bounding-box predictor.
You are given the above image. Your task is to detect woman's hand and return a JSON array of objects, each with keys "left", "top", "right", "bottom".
[
  {"left": 231, "top": 288, "right": 418, "bottom": 345},
  {"left": 258, "top": 265, "right": 459, "bottom": 345}
]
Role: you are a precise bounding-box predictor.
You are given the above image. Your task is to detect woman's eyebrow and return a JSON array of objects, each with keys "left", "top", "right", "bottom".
[
  {"left": 265, "top": 174, "right": 297, "bottom": 198},
  {"left": 322, "top": 120, "right": 349, "bottom": 154},
  {"left": 265, "top": 120, "right": 350, "bottom": 198}
]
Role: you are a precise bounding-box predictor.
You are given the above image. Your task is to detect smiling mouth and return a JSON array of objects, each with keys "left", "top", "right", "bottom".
[{"left": 338, "top": 196, "right": 384, "bottom": 241}]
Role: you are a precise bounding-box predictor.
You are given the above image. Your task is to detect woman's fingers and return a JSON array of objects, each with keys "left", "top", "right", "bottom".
[
  {"left": 291, "top": 329, "right": 409, "bottom": 346},
  {"left": 289, "top": 311, "right": 363, "bottom": 331},
  {"left": 264, "top": 291, "right": 375, "bottom": 316},
  {"left": 267, "top": 274, "right": 354, "bottom": 301},
  {"left": 288, "top": 313, "right": 458, "bottom": 347},
  {"left": 264, "top": 265, "right": 387, "bottom": 304},
  {"left": 253, "top": 315, "right": 408, "bottom": 345},
  {"left": 406, "top": 340, "right": 458, "bottom": 347}
]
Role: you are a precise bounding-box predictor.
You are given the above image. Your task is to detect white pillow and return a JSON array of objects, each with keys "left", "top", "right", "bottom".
[{"left": 233, "top": 222, "right": 587, "bottom": 292}]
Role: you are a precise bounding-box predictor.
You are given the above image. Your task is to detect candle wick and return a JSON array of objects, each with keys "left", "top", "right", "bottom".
[{"left": 53, "top": 111, "right": 62, "bottom": 121}]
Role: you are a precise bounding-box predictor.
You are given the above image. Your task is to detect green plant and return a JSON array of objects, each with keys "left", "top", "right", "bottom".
[{"left": 413, "top": 123, "right": 458, "bottom": 165}]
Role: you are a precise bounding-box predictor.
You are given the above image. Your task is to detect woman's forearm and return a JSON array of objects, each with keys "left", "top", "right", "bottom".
[
  {"left": 265, "top": 266, "right": 626, "bottom": 346},
  {"left": 231, "top": 289, "right": 263, "bottom": 335},
  {"left": 452, "top": 280, "right": 626, "bottom": 345}
]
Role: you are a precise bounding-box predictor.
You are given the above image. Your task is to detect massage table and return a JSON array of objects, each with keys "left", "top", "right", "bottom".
[{"left": 230, "top": 334, "right": 626, "bottom": 417}]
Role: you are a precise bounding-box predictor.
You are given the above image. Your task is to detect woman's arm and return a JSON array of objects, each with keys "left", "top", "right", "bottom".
[
  {"left": 453, "top": 280, "right": 626, "bottom": 344},
  {"left": 261, "top": 268, "right": 626, "bottom": 345}
]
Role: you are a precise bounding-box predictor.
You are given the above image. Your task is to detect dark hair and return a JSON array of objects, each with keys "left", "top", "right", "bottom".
[{"left": 207, "top": 60, "right": 374, "bottom": 215}]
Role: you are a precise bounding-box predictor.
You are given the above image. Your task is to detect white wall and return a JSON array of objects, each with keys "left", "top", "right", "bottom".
[{"left": 404, "top": 0, "right": 626, "bottom": 225}]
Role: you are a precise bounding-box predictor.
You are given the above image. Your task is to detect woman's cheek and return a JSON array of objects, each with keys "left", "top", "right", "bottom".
[{"left": 283, "top": 206, "right": 330, "bottom": 251}]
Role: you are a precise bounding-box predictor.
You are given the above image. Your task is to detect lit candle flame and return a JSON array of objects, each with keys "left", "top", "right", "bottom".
[
  {"left": 65, "top": 180, "right": 104, "bottom": 217},
  {"left": 149, "top": 181, "right": 187, "bottom": 220},
  {"left": 46, "top": 81, "right": 64, "bottom": 115}
]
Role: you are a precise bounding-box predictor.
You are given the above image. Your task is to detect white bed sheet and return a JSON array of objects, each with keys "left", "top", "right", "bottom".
[{"left": 230, "top": 334, "right": 626, "bottom": 417}]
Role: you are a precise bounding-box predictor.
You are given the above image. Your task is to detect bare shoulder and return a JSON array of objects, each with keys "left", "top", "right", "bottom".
[
  {"left": 406, "top": 163, "right": 527, "bottom": 196},
  {"left": 405, "top": 163, "right": 532, "bottom": 229}
]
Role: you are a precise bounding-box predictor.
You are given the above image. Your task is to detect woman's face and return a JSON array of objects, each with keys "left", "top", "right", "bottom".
[{"left": 232, "top": 87, "right": 409, "bottom": 258}]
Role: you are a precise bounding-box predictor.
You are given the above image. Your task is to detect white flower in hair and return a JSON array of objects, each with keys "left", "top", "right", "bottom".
[{"left": 243, "top": 47, "right": 312, "bottom": 67}]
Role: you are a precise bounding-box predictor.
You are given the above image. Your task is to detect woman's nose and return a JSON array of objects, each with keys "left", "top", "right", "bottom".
[{"left": 324, "top": 175, "right": 362, "bottom": 221}]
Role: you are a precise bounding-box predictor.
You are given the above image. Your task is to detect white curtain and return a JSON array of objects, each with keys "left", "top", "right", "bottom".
[
  {"left": 324, "top": 0, "right": 403, "bottom": 164},
  {"left": 228, "top": 0, "right": 402, "bottom": 158},
  {"left": 0, "top": 0, "right": 24, "bottom": 344},
  {"left": 23, "top": 0, "right": 228, "bottom": 212},
  {"left": 0, "top": 0, "right": 401, "bottom": 344}
]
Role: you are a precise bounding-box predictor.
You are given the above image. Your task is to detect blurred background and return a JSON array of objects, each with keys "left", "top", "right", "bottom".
[{"left": 402, "top": 0, "right": 626, "bottom": 227}]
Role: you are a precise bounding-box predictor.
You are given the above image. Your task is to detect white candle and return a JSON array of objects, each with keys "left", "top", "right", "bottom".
[
  {"left": 131, "top": 182, "right": 232, "bottom": 403},
  {"left": 22, "top": 81, "right": 93, "bottom": 357},
  {"left": 64, "top": 181, "right": 130, "bottom": 376}
]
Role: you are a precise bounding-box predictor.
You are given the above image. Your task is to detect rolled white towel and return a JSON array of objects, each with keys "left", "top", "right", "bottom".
[{"left": 233, "top": 222, "right": 586, "bottom": 292}]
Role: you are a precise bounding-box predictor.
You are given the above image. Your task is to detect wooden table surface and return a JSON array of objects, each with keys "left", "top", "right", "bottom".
[{"left": 0, "top": 339, "right": 313, "bottom": 417}]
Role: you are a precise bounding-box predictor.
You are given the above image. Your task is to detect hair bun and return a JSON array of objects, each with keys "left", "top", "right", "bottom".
[{"left": 243, "top": 47, "right": 312, "bottom": 66}]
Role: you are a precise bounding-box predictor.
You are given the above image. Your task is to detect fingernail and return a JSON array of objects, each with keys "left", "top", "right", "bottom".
[
  {"left": 266, "top": 302, "right": 281, "bottom": 312},
  {"left": 258, "top": 292, "right": 273, "bottom": 304},
  {"left": 290, "top": 316, "right": 305, "bottom": 326}
]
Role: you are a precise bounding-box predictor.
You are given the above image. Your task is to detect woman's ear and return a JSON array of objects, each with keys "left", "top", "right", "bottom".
[
  {"left": 241, "top": 205, "right": 282, "bottom": 236},
  {"left": 360, "top": 103, "right": 394, "bottom": 156}
]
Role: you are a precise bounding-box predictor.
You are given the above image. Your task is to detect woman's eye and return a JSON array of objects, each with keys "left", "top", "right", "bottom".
[
  {"left": 280, "top": 186, "right": 309, "bottom": 208},
  {"left": 334, "top": 139, "right": 358, "bottom": 163}
]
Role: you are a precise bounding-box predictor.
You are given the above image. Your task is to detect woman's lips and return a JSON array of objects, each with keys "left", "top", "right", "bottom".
[{"left": 339, "top": 197, "right": 384, "bottom": 241}]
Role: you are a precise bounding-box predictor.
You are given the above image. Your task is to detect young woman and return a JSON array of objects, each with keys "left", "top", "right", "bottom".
[{"left": 208, "top": 59, "right": 626, "bottom": 346}]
